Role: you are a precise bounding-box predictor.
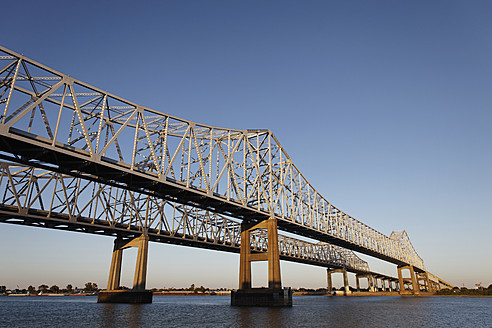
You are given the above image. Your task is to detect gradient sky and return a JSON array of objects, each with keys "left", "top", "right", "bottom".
[{"left": 1, "top": 0, "right": 491, "bottom": 290}]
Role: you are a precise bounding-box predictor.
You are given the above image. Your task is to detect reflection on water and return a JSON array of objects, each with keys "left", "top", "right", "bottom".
[
  {"left": 99, "top": 303, "right": 143, "bottom": 328},
  {"left": 0, "top": 295, "right": 491, "bottom": 328},
  {"left": 234, "top": 307, "right": 287, "bottom": 328}
]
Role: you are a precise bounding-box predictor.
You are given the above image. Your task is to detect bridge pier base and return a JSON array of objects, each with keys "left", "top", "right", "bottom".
[
  {"left": 98, "top": 235, "right": 152, "bottom": 304},
  {"left": 232, "top": 219, "right": 292, "bottom": 307},
  {"left": 231, "top": 288, "right": 292, "bottom": 307}
]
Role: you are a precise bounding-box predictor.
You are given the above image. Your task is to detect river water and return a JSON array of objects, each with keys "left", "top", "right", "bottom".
[{"left": 0, "top": 295, "right": 490, "bottom": 327}]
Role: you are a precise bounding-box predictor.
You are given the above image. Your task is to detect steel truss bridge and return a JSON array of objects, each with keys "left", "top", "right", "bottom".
[
  {"left": 0, "top": 162, "right": 371, "bottom": 273},
  {"left": 0, "top": 46, "right": 452, "bottom": 299}
]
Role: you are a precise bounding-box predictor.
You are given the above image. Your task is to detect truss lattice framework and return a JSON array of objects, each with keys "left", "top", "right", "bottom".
[
  {"left": 0, "top": 162, "right": 370, "bottom": 273},
  {"left": 0, "top": 46, "right": 424, "bottom": 270}
]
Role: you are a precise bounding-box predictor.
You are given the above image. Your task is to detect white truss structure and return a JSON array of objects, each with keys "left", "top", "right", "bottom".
[
  {"left": 0, "top": 162, "right": 370, "bottom": 273},
  {"left": 0, "top": 46, "right": 424, "bottom": 270}
]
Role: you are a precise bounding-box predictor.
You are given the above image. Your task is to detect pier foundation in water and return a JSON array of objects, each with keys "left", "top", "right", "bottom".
[
  {"left": 97, "top": 290, "right": 152, "bottom": 304},
  {"left": 231, "top": 288, "right": 292, "bottom": 307}
]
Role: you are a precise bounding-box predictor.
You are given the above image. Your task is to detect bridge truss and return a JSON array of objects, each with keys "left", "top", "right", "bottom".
[
  {"left": 0, "top": 161, "right": 371, "bottom": 274},
  {"left": 0, "top": 45, "right": 425, "bottom": 272}
]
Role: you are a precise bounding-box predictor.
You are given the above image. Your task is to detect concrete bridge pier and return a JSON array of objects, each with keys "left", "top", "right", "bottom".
[
  {"left": 327, "top": 268, "right": 350, "bottom": 295},
  {"left": 231, "top": 219, "right": 292, "bottom": 307},
  {"left": 416, "top": 272, "right": 428, "bottom": 292},
  {"left": 397, "top": 265, "right": 420, "bottom": 295},
  {"left": 417, "top": 272, "right": 441, "bottom": 293},
  {"left": 381, "top": 278, "right": 386, "bottom": 291},
  {"left": 97, "top": 235, "right": 152, "bottom": 303},
  {"left": 357, "top": 274, "right": 375, "bottom": 292},
  {"left": 386, "top": 279, "right": 393, "bottom": 291}
]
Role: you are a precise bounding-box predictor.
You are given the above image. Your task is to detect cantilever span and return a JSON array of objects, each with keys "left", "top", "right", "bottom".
[
  {"left": 0, "top": 46, "right": 452, "bottom": 303},
  {"left": 0, "top": 45, "right": 422, "bottom": 268}
]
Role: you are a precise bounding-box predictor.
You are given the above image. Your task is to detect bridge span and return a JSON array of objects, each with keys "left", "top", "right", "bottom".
[
  {"left": 0, "top": 162, "right": 405, "bottom": 291},
  {"left": 0, "top": 46, "right": 452, "bottom": 305}
]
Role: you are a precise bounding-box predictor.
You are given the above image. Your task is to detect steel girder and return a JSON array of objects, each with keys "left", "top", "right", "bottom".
[
  {"left": 0, "top": 45, "right": 424, "bottom": 270},
  {"left": 0, "top": 161, "right": 371, "bottom": 274}
]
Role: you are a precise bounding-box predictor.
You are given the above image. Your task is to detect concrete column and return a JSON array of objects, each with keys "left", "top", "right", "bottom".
[
  {"left": 356, "top": 276, "right": 360, "bottom": 292},
  {"left": 133, "top": 235, "right": 149, "bottom": 291},
  {"left": 327, "top": 269, "right": 333, "bottom": 293},
  {"left": 368, "top": 276, "right": 375, "bottom": 292},
  {"left": 239, "top": 223, "right": 252, "bottom": 290},
  {"left": 107, "top": 239, "right": 123, "bottom": 290},
  {"left": 409, "top": 265, "right": 419, "bottom": 295},
  {"left": 381, "top": 279, "right": 386, "bottom": 291},
  {"left": 267, "top": 219, "right": 281, "bottom": 290},
  {"left": 343, "top": 269, "right": 350, "bottom": 295},
  {"left": 397, "top": 266, "right": 405, "bottom": 293}
]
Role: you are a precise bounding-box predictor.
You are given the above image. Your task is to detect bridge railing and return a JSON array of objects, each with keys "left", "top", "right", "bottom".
[
  {"left": 0, "top": 162, "right": 370, "bottom": 272},
  {"left": 0, "top": 46, "right": 424, "bottom": 270}
]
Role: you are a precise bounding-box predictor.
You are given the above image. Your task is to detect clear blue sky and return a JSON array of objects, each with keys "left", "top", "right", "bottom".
[{"left": 1, "top": 0, "right": 491, "bottom": 290}]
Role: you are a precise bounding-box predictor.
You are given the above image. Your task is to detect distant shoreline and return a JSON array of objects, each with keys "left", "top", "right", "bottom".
[{"left": 294, "top": 291, "right": 492, "bottom": 298}]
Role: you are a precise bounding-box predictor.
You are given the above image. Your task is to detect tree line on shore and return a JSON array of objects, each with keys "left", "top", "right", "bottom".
[
  {"left": 0, "top": 282, "right": 98, "bottom": 294},
  {"left": 436, "top": 285, "right": 492, "bottom": 296},
  {"left": 5, "top": 283, "right": 489, "bottom": 295}
]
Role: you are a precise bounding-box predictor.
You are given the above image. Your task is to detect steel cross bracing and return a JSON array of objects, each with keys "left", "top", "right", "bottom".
[
  {"left": 0, "top": 162, "right": 371, "bottom": 274},
  {"left": 0, "top": 46, "right": 424, "bottom": 271}
]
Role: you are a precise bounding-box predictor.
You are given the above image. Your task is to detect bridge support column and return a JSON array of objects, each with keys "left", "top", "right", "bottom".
[
  {"left": 433, "top": 280, "right": 441, "bottom": 291},
  {"left": 342, "top": 269, "right": 350, "bottom": 295},
  {"left": 327, "top": 269, "right": 333, "bottom": 295},
  {"left": 398, "top": 265, "right": 419, "bottom": 295},
  {"left": 367, "top": 275, "right": 375, "bottom": 292},
  {"left": 356, "top": 276, "right": 360, "bottom": 292},
  {"left": 387, "top": 280, "right": 393, "bottom": 292},
  {"left": 231, "top": 219, "right": 292, "bottom": 307},
  {"left": 107, "top": 245, "right": 123, "bottom": 290},
  {"left": 98, "top": 235, "right": 152, "bottom": 303}
]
